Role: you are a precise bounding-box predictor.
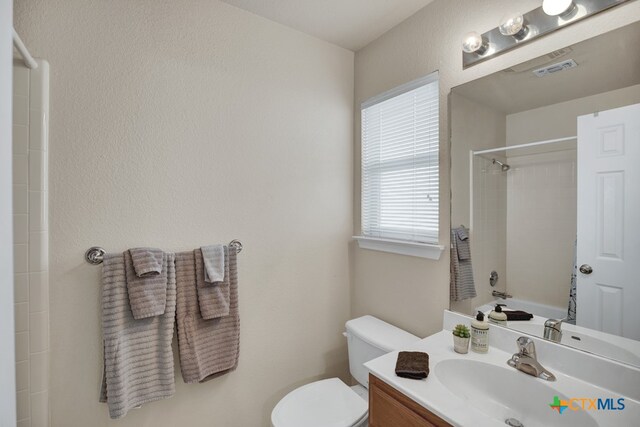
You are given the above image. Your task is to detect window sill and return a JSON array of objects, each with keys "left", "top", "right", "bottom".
[{"left": 353, "top": 236, "right": 444, "bottom": 260}]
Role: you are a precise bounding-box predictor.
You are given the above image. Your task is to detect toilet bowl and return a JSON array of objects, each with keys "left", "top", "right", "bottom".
[
  {"left": 271, "top": 316, "right": 420, "bottom": 427},
  {"left": 271, "top": 378, "right": 368, "bottom": 427}
]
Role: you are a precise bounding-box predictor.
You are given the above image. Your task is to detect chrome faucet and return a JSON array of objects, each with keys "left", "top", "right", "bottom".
[
  {"left": 507, "top": 337, "right": 556, "bottom": 381},
  {"left": 491, "top": 290, "right": 512, "bottom": 299},
  {"left": 543, "top": 318, "right": 564, "bottom": 343}
]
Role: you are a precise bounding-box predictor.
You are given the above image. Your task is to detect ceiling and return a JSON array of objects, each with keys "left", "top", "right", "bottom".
[
  {"left": 453, "top": 22, "right": 640, "bottom": 114},
  {"left": 219, "top": 0, "right": 434, "bottom": 51}
]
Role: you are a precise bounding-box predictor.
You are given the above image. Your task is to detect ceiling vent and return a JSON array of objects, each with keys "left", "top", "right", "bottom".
[
  {"left": 532, "top": 59, "right": 578, "bottom": 77},
  {"left": 503, "top": 47, "right": 573, "bottom": 73},
  {"left": 546, "top": 47, "right": 573, "bottom": 60}
]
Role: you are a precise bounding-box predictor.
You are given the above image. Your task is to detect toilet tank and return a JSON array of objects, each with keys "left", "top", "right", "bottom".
[{"left": 345, "top": 315, "right": 420, "bottom": 389}]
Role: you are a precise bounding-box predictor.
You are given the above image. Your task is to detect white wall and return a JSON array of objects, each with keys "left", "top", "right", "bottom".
[
  {"left": 0, "top": 0, "right": 17, "bottom": 425},
  {"left": 353, "top": 0, "right": 640, "bottom": 337},
  {"left": 14, "top": 1, "right": 354, "bottom": 426}
]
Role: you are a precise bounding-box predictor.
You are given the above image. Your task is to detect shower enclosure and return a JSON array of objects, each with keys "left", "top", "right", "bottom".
[
  {"left": 470, "top": 138, "right": 578, "bottom": 313},
  {"left": 12, "top": 57, "right": 50, "bottom": 427}
]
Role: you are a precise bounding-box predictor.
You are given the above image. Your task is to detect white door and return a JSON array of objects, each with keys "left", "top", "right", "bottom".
[{"left": 576, "top": 103, "right": 640, "bottom": 340}]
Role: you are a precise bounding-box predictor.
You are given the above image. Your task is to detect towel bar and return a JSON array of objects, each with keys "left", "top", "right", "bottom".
[{"left": 85, "top": 240, "right": 243, "bottom": 265}]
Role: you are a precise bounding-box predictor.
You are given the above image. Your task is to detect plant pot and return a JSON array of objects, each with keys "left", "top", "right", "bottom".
[{"left": 453, "top": 335, "right": 470, "bottom": 354}]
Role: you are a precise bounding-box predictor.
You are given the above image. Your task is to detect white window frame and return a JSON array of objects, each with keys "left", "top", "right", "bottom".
[{"left": 354, "top": 72, "right": 444, "bottom": 260}]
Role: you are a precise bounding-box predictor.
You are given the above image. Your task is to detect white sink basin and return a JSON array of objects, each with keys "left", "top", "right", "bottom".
[
  {"left": 435, "top": 359, "right": 598, "bottom": 427},
  {"left": 510, "top": 323, "right": 640, "bottom": 366}
]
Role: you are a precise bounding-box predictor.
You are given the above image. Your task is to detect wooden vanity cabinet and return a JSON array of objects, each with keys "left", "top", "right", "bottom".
[{"left": 368, "top": 374, "right": 452, "bottom": 427}]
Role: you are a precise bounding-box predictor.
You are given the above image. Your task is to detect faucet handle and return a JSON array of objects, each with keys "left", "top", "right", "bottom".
[
  {"left": 516, "top": 336, "right": 536, "bottom": 358},
  {"left": 544, "top": 318, "right": 565, "bottom": 330}
]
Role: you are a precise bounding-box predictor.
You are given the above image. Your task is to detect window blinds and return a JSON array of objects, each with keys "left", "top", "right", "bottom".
[{"left": 361, "top": 73, "right": 439, "bottom": 244}]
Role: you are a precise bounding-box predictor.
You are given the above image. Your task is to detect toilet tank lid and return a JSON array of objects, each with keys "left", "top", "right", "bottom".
[{"left": 345, "top": 315, "right": 420, "bottom": 352}]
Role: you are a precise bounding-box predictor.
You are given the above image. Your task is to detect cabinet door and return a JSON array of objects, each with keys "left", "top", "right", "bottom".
[{"left": 369, "top": 374, "right": 451, "bottom": 427}]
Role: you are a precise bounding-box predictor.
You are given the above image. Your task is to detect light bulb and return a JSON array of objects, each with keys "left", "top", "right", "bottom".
[
  {"left": 542, "top": 0, "right": 575, "bottom": 16},
  {"left": 499, "top": 13, "right": 528, "bottom": 39},
  {"left": 462, "top": 32, "right": 487, "bottom": 54}
]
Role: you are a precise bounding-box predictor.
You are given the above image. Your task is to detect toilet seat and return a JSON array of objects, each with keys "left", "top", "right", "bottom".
[{"left": 271, "top": 378, "right": 368, "bottom": 427}]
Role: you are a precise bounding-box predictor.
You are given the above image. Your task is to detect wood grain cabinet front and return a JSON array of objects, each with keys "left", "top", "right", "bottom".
[{"left": 368, "top": 374, "right": 452, "bottom": 427}]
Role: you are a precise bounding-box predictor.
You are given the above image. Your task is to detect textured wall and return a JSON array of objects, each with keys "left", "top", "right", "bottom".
[
  {"left": 353, "top": 0, "right": 640, "bottom": 337},
  {"left": 14, "top": 0, "right": 354, "bottom": 425}
]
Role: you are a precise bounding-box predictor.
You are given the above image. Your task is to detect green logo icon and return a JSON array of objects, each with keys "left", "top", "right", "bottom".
[{"left": 549, "top": 396, "right": 568, "bottom": 414}]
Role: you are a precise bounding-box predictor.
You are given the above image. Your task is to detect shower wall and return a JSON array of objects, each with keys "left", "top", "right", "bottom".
[
  {"left": 471, "top": 156, "right": 507, "bottom": 308},
  {"left": 13, "top": 59, "right": 50, "bottom": 427},
  {"left": 505, "top": 150, "right": 577, "bottom": 308}
]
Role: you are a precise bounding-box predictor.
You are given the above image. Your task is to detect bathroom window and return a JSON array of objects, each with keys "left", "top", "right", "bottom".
[{"left": 357, "top": 72, "right": 441, "bottom": 258}]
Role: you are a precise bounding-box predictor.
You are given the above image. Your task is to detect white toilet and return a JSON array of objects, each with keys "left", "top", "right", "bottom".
[{"left": 271, "top": 315, "right": 420, "bottom": 427}]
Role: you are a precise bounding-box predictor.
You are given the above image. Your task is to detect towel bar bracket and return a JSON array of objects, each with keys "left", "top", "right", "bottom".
[
  {"left": 228, "top": 239, "right": 243, "bottom": 254},
  {"left": 85, "top": 246, "right": 106, "bottom": 265},
  {"left": 85, "top": 240, "right": 243, "bottom": 265}
]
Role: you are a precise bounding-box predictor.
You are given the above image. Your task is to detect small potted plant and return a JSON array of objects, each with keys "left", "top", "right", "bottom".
[{"left": 452, "top": 324, "right": 471, "bottom": 354}]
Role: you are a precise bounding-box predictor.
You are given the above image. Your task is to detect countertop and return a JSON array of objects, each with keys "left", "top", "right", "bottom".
[{"left": 364, "top": 330, "right": 639, "bottom": 427}]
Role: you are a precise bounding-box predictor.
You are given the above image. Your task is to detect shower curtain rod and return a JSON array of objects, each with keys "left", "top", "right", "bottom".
[
  {"left": 472, "top": 136, "right": 577, "bottom": 156},
  {"left": 12, "top": 28, "right": 38, "bottom": 69}
]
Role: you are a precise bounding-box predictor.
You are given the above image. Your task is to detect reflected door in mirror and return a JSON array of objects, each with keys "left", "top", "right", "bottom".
[{"left": 576, "top": 103, "right": 640, "bottom": 340}]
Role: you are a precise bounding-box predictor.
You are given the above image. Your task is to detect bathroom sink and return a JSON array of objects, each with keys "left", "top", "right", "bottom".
[
  {"left": 435, "top": 359, "right": 598, "bottom": 427},
  {"left": 510, "top": 323, "right": 640, "bottom": 366}
]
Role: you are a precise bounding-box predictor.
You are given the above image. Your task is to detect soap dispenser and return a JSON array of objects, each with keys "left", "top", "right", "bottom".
[
  {"left": 471, "top": 311, "right": 489, "bottom": 353},
  {"left": 488, "top": 304, "right": 508, "bottom": 326}
]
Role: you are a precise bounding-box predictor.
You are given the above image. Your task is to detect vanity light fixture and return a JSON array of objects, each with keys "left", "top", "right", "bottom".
[
  {"left": 498, "top": 13, "right": 529, "bottom": 40},
  {"left": 542, "top": 0, "right": 576, "bottom": 16},
  {"left": 462, "top": 0, "right": 631, "bottom": 69},
  {"left": 462, "top": 31, "right": 488, "bottom": 55}
]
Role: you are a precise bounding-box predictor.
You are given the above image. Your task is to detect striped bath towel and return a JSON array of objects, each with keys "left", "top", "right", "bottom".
[
  {"left": 175, "top": 246, "right": 240, "bottom": 383},
  {"left": 99, "top": 252, "right": 176, "bottom": 419},
  {"left": 450, "top": 226, "right": 476, "bottom": 301}
]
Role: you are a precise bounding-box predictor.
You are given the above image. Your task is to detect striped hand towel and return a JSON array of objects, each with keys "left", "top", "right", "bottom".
[
  {"left": 125, "top": 249, "right": 168, "bottom": 319},
  {"left": 129, "top": 247, "right": 163, "bottom": 277},
  {"left": 175, "top": 247, "right": 240, "bottom": 383},
  {"left": 195, "top": 247, "right": 230, "bottom": 319},
  {"left": 454, "top": 228, "right": 471, "bottom": 261},
  {"left": 99, "top": 252, "right": 176, "bottom": 419},
  {"left": 450, "top": 226, "right": 476, "bottom": 301},
  {"left": 201, "top": 244, "right": 225, "bottom": 283}
]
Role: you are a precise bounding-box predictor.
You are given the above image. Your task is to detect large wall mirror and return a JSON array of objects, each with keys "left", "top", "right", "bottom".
[{"left": 449, "top": 21, "right": 640, "bottom": 367}]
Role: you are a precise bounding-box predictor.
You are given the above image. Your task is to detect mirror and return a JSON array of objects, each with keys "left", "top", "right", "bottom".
[{"left": 449, "top": 22, "right": 640, "bottom": 367}]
